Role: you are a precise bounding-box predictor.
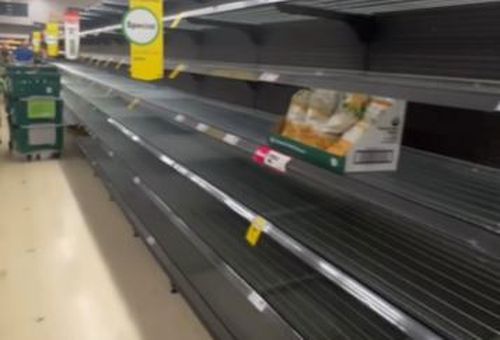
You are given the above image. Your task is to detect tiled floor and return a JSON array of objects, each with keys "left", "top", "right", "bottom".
[{"left": 0, "top": 112, "right": 211, "bottom": 340}]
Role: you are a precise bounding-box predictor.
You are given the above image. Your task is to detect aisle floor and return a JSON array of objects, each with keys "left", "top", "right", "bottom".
[{"left": 0, "top": 120, "right": 211, "bottom": 339}]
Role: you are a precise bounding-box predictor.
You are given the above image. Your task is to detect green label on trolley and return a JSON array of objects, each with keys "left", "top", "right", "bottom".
[{"left": 27, "top": 98, "right": 56, "bottom": 120}]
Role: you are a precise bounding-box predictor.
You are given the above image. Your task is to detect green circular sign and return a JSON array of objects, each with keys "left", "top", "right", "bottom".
[{"left": 122, "top": 8, "right": 160, "bottom": 46}]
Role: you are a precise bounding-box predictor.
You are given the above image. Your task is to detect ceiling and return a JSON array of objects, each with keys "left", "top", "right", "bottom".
[{"left": 0, "top": 0, "right": 96, "bottom": 38}]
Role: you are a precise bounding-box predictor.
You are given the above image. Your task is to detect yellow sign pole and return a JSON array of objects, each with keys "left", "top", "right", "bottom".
[
  {"left": 32, "top": 31, "right": 42, "bottom": 54},
  {"left": 45, "top": 22, "right": 60, "bottom": 57},
  {"left": 125, "top": 0, "right": 164, "bottom": 81}
]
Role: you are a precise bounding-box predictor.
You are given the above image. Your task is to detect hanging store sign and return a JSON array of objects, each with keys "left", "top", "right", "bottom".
[
  {"left": 32, "top": 31, "right": 42, "bottom": 53},
  {"left": 45, "top": 22, "right": 60, "bottom": 57},
  {"left": 123, "top": 0, "right": 164, "bottom": 81},
  {"left": 64, "top": 11, "right": 80, "bottom": 60},
  {"left": 123, "top": 8, "right": 159, "bottom": 45}
]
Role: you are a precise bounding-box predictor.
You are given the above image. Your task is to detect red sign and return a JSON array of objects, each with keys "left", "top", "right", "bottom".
[
  {"left": 253, "top": 146, "right": 272, "bottom": 165},
  {"left": 64, "top": 10, "right": 80, "bottom": 24}
]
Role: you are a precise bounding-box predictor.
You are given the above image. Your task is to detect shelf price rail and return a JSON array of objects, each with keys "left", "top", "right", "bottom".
[{"left": 81, "top": 52, "right": 500, "bottom": 112}]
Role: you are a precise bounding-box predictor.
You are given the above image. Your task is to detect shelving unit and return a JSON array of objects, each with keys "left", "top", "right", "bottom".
[
  {"left": 81, "top": 52, "right": 500, "bottom": 111},
  {"left": 65, "top": 1, "right": 500, "bottom": 339},
  {"left": 77, "top": 137, "right": 302, "bottom": 340},
  {"left": 80, "top": 0, "right": 500, "bottom": 35},
  {"left": 68, "top": 89, "right": 416, "bottom": 340},
  {"left": 61, "top": 62, "right": 500, "bottom": 339},
  {"left": 59, "top": 62, "right": 500, "bottom": 240},
  {"left": 79, "top": 0, "right": 500, "bottom": 111}
]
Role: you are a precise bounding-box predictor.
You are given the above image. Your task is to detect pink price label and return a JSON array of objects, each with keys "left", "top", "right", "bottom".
[
  {"left": 253, "top": 146, "right": 272, "bottom": 165},
  {"left": 252, "top": 146, "right": 291, "bottom": 173}
]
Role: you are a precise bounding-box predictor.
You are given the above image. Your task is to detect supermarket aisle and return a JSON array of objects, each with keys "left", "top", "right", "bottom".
[{"left": 0, "top": 121, "right": 211, "bottom": 338}]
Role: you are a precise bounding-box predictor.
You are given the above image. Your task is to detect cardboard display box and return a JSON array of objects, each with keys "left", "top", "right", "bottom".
[{"left": 269, "top": 90, "right": 407, "bottom": 174}]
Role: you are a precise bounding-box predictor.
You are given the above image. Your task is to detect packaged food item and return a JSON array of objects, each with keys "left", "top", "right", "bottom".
[
  {"left": 321, "top": 93, "right": 370, "bottom": 135},
  {"left": 328, "top": 121, "right": 370, "bottom": 157},
  {"left": 288, "top": 89, "right": 339, "bottom": 147},
  {"left": 271, "top": 87, "right": 406, "bottom": 174},
  {"left": 327, "top": 97, "right": 394, "bottom": 157},
  {"left": 287, "top": 89, "right": 311, "bottom": 123},
  {"left": 315, "top": 135, "right": 338, "bottom": 150},
  {"left": 282, "top": 89, "right": 312, "bottom": 139},
  {"left": 342, "top": 93, "right": 371, "bottom": 116},
  {"left": 364, "top": 97, "right": 395, "bottom": 124},
  {"left": 306, "top": 89, "right": 340, "bottom": 126}
]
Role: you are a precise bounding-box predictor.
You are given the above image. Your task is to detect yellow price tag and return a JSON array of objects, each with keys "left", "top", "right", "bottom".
[
  {"left": 169, "top": 64, "right": 187, "bottom": 80},
  {"left": 128, "top": 98, "right": 141, "bottom": 110},
  {"left": 246, "top": 216, "right": 267, "bottom": 247},
  {"left": 116, "top": 59, "right": 126, "bottom": 70},
  {"left": 45, "top": 22, "right": 59, "bottom": 57},
  {"left": 170, "top": 13, "right": 184, "bottom": 29}
]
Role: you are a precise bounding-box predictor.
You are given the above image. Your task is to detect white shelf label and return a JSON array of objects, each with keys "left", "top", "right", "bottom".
[
  {"left": 223, "top": 134, "right": 240, "bottom": 146},
  {"left": 127, "top": 98, "right": 141, "bottom": 110},
  {"left": 196, "top": 123, "right": 209, "bottom": 132},
  {"left": 175, "top": 114, "right": 186, "bottom": 123},
  {"left": 247, "top": 292, "right": 267, "bottom": 312},
  {"left": 116, "top": 59, "right": 126, "bottom": 70},
  {"left": 146, "top": 236, "right": 156, "bottom": 246},
  {"left": 264, "top": 150, "right": 292, "bottom": 173},
  {"left": 259, "top": 72, "right": 280, "bottom": 82}
]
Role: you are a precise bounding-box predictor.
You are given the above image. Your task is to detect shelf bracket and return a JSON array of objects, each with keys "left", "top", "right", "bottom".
[
  {"left": 275, "top": 3, "right": 377, "bottom": 43},
  {"left": 186, "top": 17, "right": 263, "bottom": 45}
]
